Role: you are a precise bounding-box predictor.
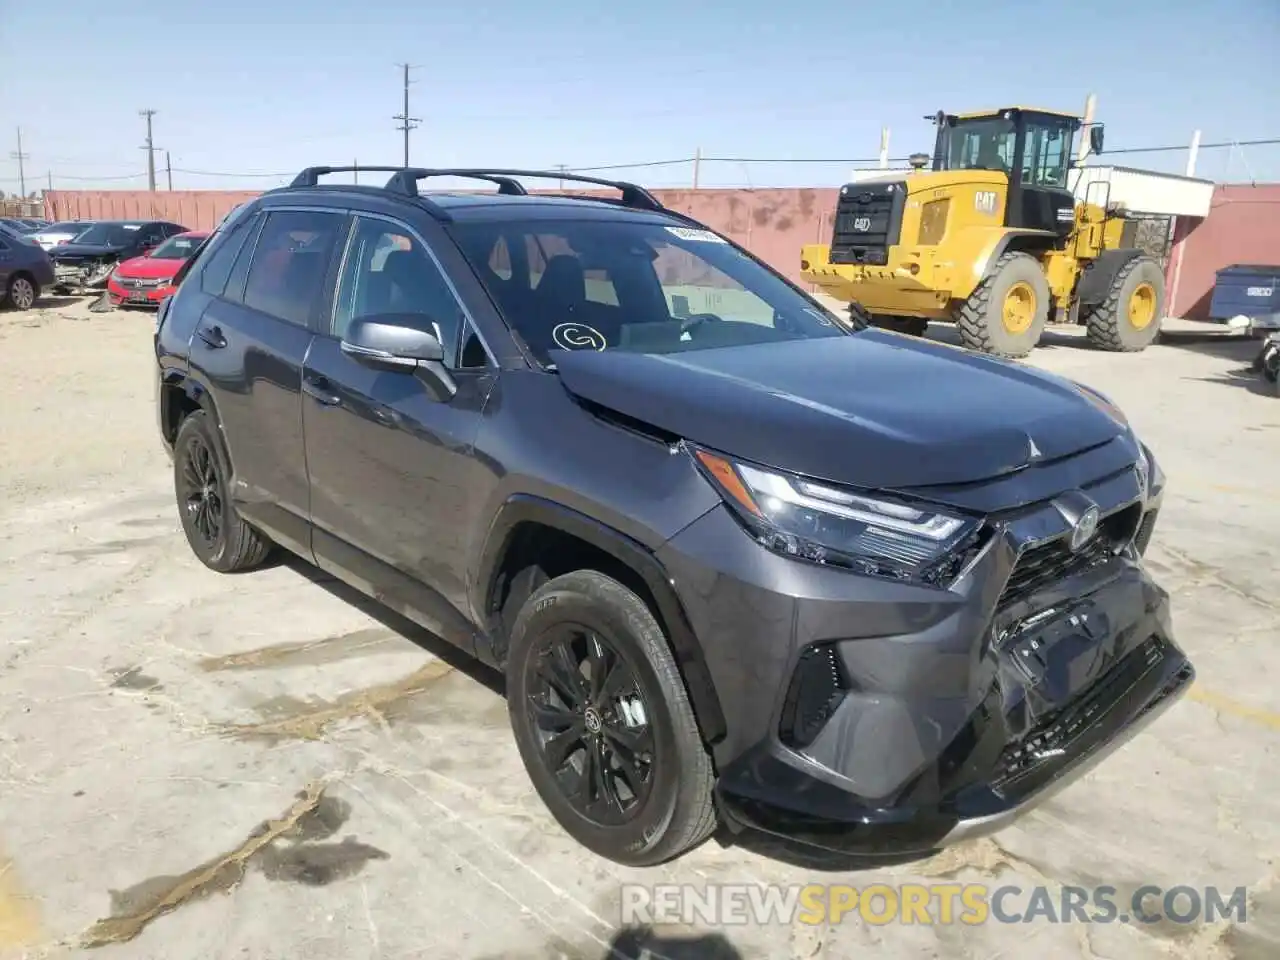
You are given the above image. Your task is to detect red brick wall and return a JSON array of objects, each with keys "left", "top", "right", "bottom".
[{"left": 1166, "top": 184, "right": 1280, "bottom": 319}]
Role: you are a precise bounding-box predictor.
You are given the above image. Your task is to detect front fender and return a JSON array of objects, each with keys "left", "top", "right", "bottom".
[
  {"left": 966, "top": 228, "right": 1058, "bottom": 292},
  {"left": 473, "top": 493, "right": 727, "bottom": 747}
]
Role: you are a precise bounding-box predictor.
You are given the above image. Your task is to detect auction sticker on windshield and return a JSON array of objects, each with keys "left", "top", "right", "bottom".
[{"left": 666, "top": 227, "right": 727, "bottom": 243}]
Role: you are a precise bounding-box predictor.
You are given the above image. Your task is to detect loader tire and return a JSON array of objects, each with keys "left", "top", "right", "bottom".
[
  {"left": 1085, "top": 256, "right": 1165, "bottom": 352},
  {"left": 957, "top": 252, "right": 1050, "bottom": 359}
]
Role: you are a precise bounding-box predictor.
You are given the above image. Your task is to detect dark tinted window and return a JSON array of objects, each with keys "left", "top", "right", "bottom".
[
  {"left": 449, "top": 218, "right": 845, "bottom": 366},
  {"left": 199, "top": 211, "right": 259, "bottom": 296},
  {"left": 331, "top": 216, "right": 464, "bottom": 362},
  {"left": 242, "top": 210, "right": 345, "bottom": 326},
  {"left": 73, "top": 222, "right": 147, "bottom": 246}
]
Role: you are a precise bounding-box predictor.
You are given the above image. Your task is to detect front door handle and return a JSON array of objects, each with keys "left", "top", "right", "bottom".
[
  {"left": 196, "top": 323, "right": 227, "bottom": 349},
  {"left": 303, "top": 375, "right": 342, "bottom": 407}
]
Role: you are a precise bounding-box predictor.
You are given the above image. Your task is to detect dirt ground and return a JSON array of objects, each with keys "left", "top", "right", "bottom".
[{"left": 1, "top": 297, "right": 1277, "bottom": 960}]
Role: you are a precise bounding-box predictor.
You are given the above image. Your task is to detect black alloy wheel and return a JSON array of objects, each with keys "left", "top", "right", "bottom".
[
  {"left": 172, "top": 410, "right": 272, "bottom": 573},
  {"left": 178, "top": 432, "right": 223, "bottom": 550},
  {"left": 527, "top": 625, "right": 656, "bottom": 826},
  {"left": 505, "top": 570, "right": 717, "bottom": 866}
]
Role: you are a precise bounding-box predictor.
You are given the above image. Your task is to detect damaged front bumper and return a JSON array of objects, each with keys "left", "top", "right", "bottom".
[
  {"left": 52, "top": 261, "right": 116, "bottom": 293},
  {"left": 660, "top": 446, "right": 1194, "bottom": 857}
]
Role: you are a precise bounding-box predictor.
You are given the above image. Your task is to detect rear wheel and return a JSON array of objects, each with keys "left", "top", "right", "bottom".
[
  {"left": 4, "top": 274, "right": 37, "bottom": 311},
  {"left": 505, "top": 570, "right": 716, "bottom": 866},
  {"left": 1086, "top": 256, "right": 1165, "bottom": 352},
  {"left": 957, "top": 252, "right": 1050, "bottom": 358},
  {"left": 173, "top": 410, "right": 272, "bottom": 573}
]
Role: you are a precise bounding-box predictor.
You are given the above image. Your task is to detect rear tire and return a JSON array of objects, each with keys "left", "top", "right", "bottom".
[
  {"left": 4, "top": 274, "right": 37, "bottom": 311},
  {"left": 505, "top": 570, "right": 716, "bottom": 866},
  {"left": 1085, "top": 256, "right": 1165, "bottom": 352},
  {"left": 173, "top": 410, "right": 272, "bottom": 573},
  {"left": 957, "top": 252, "right": 1050, "bottom": 358}
]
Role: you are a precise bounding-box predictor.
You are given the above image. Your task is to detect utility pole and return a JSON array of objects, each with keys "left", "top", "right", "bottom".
[
  {"left": 139, "top": 109, "right": 158, "bottom": 191},
  {"left": 554, "top": 164, "right": 567, "bottom": 190},
  {"left": 393, "top": 64, "right": 421, "bottom": 168},
  {"left": 10, "top": 127, "right": 29, "bottom": 197},
  {"left": 353, "top": 158, "right": 359, "bottom": 184},
  {"left": 692, "top": 148, "right": 701, "bottom": 189},
  {"left": 47, "top": 171, "right": 53, "bottom": 192},
  {"left": 165, "top": 150, "right": 173, "bottom": 190}
]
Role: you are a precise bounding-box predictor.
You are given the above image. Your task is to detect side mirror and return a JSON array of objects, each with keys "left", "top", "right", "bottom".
[
  {"left": 1089, "top": 125, "right": 1105, "bottom": 155},
  {"left": 340, "top": 313, "right": 456, "bottom": 400}
]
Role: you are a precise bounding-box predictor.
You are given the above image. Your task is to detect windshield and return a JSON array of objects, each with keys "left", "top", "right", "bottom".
[
  {"left": 449, "top": 218, "right": 847, "bottom": 365},
  {"left": 150, "top": 234, "right": 202, "bottom": 260},
  {"left": 947, "top": 117, "right": 1017, "bottom": 174},
  {"left": 73, "top": 223, "right": 143, "bottom": 246}
]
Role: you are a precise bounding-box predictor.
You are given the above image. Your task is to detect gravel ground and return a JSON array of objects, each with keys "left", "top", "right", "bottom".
[{"left": 1, "top": 298, "right": 1277, "bottom": 960}]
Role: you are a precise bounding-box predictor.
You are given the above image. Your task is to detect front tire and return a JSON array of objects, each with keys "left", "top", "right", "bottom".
[
  {"left": 957, "top": 251, "right": 1050, "bottom": 358},
  {"left": 173, "top": 410, "right": 272, "bottom": 573},
  {"left": 505, "top": 570, "right": 716, "bottom": 866},
  {"left": 4, "top": 274, "right": 37, "bottom": 311},
  {"left": 1086, "top": 256, "right": 1165, "bottom": 352}
]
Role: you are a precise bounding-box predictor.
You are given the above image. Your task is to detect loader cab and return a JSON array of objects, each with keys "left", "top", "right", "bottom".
[{"left": 931, "top": 107, "right": 1092, "bottom": 238}]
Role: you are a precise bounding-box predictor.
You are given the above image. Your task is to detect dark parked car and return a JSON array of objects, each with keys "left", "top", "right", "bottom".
[
  {"left": 155, "top": 165, "right": 1194, "bottom": 866},
  {"left": 50, "top": 219, "right": 188, "bottom": 294},
  {"left": 0, "top": 216, "right": 49, "bottom": 234},
  {"left": 0, "top": 222, "right": 55, "bottom": 309}
]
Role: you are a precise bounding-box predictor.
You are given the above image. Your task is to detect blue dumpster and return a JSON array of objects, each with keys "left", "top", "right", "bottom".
[{"left": 1208, "top": 264, "right": 1280, "bottom": 321}]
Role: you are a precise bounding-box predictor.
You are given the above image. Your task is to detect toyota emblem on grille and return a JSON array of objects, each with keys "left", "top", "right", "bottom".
[{"left": 1069, "top": 506, "right": 1101, "bottom": 552}]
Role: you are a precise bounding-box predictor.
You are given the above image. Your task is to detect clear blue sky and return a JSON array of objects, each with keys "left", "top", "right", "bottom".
[{"left": 2, "top": 0, "right": 1278, "bottom": 194}]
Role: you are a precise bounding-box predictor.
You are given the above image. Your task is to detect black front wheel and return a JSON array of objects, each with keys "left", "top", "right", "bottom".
[
  {"left": 173, "top": 410, "right": 272, "bottom": 573},
  {"left": 506, "top": 570, "right": 716, "bottom": 866}
]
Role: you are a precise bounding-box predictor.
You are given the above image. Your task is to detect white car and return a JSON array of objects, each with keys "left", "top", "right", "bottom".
[{"left": 30, "top": 220, "right": 94, "bottom": 251}]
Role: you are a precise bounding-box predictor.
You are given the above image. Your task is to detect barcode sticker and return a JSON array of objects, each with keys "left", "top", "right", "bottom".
[{"left": 666, "top": 227, "right": 727, "bottom": 243}]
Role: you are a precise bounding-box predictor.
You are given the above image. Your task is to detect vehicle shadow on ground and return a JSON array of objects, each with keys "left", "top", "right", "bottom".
[
  {"left": 602, "top": 926, "right": 743, "bottom": 959},
  {"left": 921, "top": 322, "right": 1092, "bottom": 352},
  {"left": 1157, "top": 331, "right": 1277, "bottom": 396},
  {"left": 277, "top": 552, "right": 506, "bottom": 697},
  {"left": 33, "top": 296, "right": 84, "bottom": 310}
]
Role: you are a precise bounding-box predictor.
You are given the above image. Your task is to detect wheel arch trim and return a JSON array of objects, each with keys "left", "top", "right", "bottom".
[{"left": 475, "top": 493, "right": 727, "bottom": 747}]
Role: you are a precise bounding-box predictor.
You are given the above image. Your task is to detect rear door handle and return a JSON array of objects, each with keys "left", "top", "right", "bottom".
[
  {"left": 303, "top": 375, "right": 342, "bottom": 406},
  {"left": 196, "top": 323, "right": 227, "bottom": 349}
]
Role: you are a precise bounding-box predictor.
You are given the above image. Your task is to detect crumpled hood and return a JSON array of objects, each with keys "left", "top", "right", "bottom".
[
  {"left": 553, "top": 330, "right": 1126, "bottom": 491},
  {"left": 50, "top": 243, "right": 126, "bottom": 259}
]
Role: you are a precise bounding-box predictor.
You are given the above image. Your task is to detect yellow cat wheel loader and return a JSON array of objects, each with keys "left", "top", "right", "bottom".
[{"left": 800, "top": 106, "right": 1167, "bottom": 358}]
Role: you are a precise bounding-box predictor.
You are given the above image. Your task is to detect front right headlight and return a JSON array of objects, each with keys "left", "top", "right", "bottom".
[{"left": 690, "top": 446, "right": 983, "bottom": 586}]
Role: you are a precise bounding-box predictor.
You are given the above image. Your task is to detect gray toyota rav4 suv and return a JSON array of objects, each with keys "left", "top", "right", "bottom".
[{"left": 155, "top": 166, "right": 1194, "bottom": 866}]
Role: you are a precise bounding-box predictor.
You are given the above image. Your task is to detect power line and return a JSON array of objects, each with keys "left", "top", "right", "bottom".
[
  {"left": 393, "top": 63, "right": 421, "bottom": 168},
  {"left": 139, "top": 109, "right": 158, "bottom": 191}
]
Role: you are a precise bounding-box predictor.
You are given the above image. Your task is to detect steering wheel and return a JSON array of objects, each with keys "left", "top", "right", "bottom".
[{"left": 679, "top": 312, "right": 725, "bottom": 336}]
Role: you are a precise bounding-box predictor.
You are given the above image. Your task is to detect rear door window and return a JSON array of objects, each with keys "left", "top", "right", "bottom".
[
  {"left": 241, "top": 210, "right": 346, "bottom": 327},
  {"left": 196, "top": 211, "right": 259, "bottom": 296}
]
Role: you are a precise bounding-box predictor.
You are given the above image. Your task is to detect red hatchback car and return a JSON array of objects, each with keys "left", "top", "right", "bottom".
[{"left": 107, "top": 230, "right": 210, "bottom": 307}]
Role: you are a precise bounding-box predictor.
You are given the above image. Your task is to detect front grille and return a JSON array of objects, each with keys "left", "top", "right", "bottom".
[
  {"left": 999, "top": 505, "right": 1140, "bottom": 607},
  {"left": 779, "top": 644, "right": 851, "bottom": 749},
  {"left": 992, "top": 636, "right": 1167, "bottom": 788},
  {"left": 829, "top": 181, "right": 907, "bottom": 266}
]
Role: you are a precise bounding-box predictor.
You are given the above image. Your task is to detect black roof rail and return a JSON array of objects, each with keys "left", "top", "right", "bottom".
[
  {"left": 385, "top": 168, "right": 665, "bottom": 213},
  {"left": 289, "top": 165, "right": 407, "bottom": 188}
]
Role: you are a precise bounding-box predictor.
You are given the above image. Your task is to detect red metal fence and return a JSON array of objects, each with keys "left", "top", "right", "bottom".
[{"left": 44, "top": 183, "right": 1280, "bottom": 315}]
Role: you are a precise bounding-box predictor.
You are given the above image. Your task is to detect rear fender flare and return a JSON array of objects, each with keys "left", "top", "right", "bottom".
[{"left": 474, "top": 494, "right": 727, "bottom": 747}]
